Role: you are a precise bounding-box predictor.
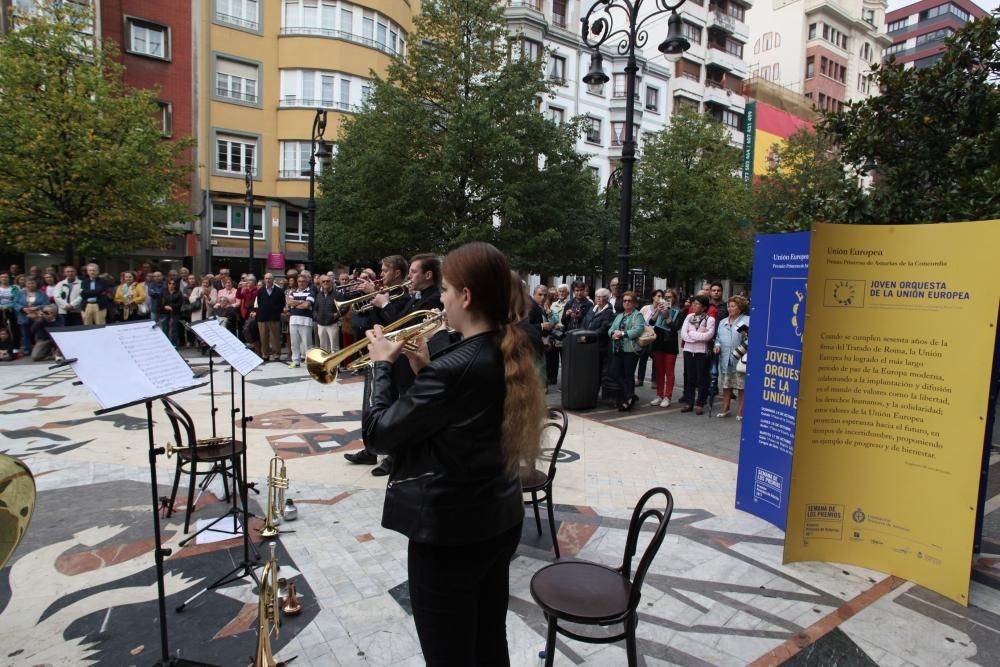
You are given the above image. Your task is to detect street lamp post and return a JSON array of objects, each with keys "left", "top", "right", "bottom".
[
  {"left": 602, "top": 167, "right": 623, "bottom": 286},
  {"left": 245, "top": 165, "right": 254, "bottom": 275},
  {"left": 582, "top": 0, "right": 690, "bottom": 292},
  {"left": 307, "top": 109, "right": 333, "bottom": 270}
]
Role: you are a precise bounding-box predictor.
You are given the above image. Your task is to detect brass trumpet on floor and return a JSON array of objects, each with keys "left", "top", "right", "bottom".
[
  {"left": 251, "top": 542, "right": 280, "bottom": 667},
  {"left": 260, "top": 456, "right": 288, "bottom": 539},
  {"left": 334, "top": 280, "right": 411, "bottom": 313},
  {"left": 306, "top": 309, "right": 446, "bottom": 384}
]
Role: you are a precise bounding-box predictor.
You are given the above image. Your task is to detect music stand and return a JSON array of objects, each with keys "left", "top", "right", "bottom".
[
  {"left": 173, "top": 320, "right": 264, "bottom": 613},
  {"left": 49, "top": 321, "right": 216, "bottom": 667}
]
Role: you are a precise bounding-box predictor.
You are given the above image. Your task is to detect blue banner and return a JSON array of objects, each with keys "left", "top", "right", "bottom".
[{"left": 735, "top": 232, "right": 810, "bottom": 529}]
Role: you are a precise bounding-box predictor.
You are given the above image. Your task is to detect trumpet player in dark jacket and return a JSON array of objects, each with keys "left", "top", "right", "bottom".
[{"left": 362, "top": 242, "right": 543, "bottom": 666}]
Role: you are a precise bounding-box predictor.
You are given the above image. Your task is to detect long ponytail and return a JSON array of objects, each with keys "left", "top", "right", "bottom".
[{"left": 498, "top": 321, "right": 544, "bottom": 476}]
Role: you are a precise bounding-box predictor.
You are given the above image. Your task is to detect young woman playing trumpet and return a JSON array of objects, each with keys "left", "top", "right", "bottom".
[{"left": 362, "top": 242, "right": 544, "bottom": 666}]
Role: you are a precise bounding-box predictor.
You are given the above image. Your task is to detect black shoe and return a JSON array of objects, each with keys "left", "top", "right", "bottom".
[
  {"left": 680, "top": 404, "right": 694, "bottom": 413},
  {"left": 628, "top": 396, "right": 638, "bottom": 411},
  {"left": 371, "top": 459, "right": 392, "bottom": 477},
  {"left": 344, "top": 450, "right": 377, "bottom": 465}
]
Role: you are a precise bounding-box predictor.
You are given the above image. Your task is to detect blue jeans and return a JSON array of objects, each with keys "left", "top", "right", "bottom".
[{"left": 19, "top": 322, "right": 33, "bottom": 353}]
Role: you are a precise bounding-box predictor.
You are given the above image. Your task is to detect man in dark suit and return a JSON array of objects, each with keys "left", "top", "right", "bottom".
[{"left": 255, "top": 273, "right": 285, "bottom": 361}]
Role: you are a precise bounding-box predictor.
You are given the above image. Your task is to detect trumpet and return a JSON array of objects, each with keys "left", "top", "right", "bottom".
[
  {"left": 251, "top": 542, "right": 280, "bottom": 667},
  {"left": 260, "top": 456, "right": 288, "bottom": 539},
  {"left": 306, "top": 310, "right": 446, "bottom": 384},
  {"left": 164, "top": 436, "right": 231, "bottom": 458},
  {"left": 334, "top": 280, "right": 411, "bottom": 313}
]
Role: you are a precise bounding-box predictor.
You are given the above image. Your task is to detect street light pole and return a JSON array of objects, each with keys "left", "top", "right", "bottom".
[
  {"left": 307, "top": 109, "right": 332, "bottom": 270},
  {"left": 245, "top": 165, "right": 254, "bottom": 275},
  {"left": 582, "top": 0, "right": 690, "bottom": 292},
  {"left": 603, "top": 167, "right": 623, "bottom": 285}
]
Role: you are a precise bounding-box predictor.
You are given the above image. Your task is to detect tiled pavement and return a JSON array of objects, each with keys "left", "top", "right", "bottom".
[{"left": 1, "top": 353, "right": 998, "bottom": 666}]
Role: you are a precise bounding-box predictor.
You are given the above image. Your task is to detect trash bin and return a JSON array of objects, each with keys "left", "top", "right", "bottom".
[{"left": 561, "top": 329, "right": 600, "bottom": 410}]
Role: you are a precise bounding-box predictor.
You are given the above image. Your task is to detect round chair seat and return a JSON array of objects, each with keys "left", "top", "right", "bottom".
[
  {"left": 531, "top": 561, "right": 631, "bottom": 624},
  {"left": 519, "top": 465, "right": 548, "bottom": 490}
]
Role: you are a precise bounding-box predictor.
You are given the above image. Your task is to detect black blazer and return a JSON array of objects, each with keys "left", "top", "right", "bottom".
[
  {"left": 362, "top": 331, "right": 521, "bottom": 545},
  {"left": 255, "top": 285, "right": 285, "bottom": 322}
]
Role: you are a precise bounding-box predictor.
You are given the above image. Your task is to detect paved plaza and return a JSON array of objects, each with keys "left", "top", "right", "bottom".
[{"left": 0, "top": 353, "right": 998, "bottom": 666}]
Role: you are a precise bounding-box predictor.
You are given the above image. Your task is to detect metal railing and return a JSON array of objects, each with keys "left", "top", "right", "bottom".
[
  {"left": 279, "top": 98, "right": 355, "bottom": 112},
  {"left": 279, "top": 27, "right": 404, "bottom": 59},
  {"left": 216, "top": 87, "right": 258, "bottom": 103},
  {"left": 216, "top": 11, "right": 259, "bottom": 31}
]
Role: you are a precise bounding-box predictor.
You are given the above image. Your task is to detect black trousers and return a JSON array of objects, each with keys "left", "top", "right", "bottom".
[
  {"left": 682, "top": 351, "right": 711, "bottom": 407},
  {"left": 545, "top": 346, "right": 561, "bottom": 384},
  {"left": 407, "top": 522, "right": 522, "bottom": 666},
  {"left": 608, "top": 350, "right": 638, "bottom": 402}
]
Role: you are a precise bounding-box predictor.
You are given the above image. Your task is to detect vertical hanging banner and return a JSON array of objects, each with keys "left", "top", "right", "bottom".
[
  {"left": 736, "top": 232, "right": 809, "bottom": 529},
  {"left": 784, "top": 220, "right": 1000, "bottom": 606}
]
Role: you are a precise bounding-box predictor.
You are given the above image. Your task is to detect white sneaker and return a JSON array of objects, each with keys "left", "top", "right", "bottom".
[
  {"left": 650, "top": 397, "right": 663, "bottom": 406},
  {"left": 288, "top": 361, "right": 300, "bottom": 369},
  {"left": 659, "top": 398, "right": 671, "bottom": 408}
]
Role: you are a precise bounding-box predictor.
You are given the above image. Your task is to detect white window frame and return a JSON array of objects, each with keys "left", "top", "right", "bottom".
[
  {"left": 285, "top": 210, "right": 309, "bottom": 242},
  {"left": 157, "top": 101, "right": 173, "bottom": 137},
  {"left": 585, "top": 117, "right": 602, "bottom": 144},
  {"left": 212, "top": 203, "right": 265, "bottom": 239},
  {"left": 612, "top": 73, "right": 627, "bottom": 98},
  {"left": 279, "top": 141, "right": 314, "bottom": 179},
  {"left": 216, "top": 57, "right": 260, "bottom": 104},
  {"left": 547, "top": 106, "right": 564, "bottom": 125},
  {"left": 547, "top": 55, "right": 566, "bottom": 82},
  {"left": 281, "top": 69, "right": 365, "bottom": 111},
  {"left": 216, "top": 0, "right": 259, "bottom": 31},
  {"left": 645, "top": 86, "right": 659, "bottom": 112},
  {"left": 127, "top": 18, "right": 169, "bottom": 60},
  {"left": 216, "top": 134, "right": 257, "bottom": 176}
]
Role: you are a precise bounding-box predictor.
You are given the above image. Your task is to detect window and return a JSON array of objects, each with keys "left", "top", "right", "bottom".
[
  {"left": 763, "top": 32, "right": 772, "bottom": 51},
  {"left": 612, "top": 73, "right": 627, "bottom": 97},
  {"left": 758, "top": 65, "right": 770, "bottom": 80},
  {"left": 361, "top": 84, "right": 371, "bottom": 104},
  {"left": 585, "top": 117, "right": 602, "bottom": 144},
  {"left": 863, "top": 9, "right": 876, "bottom": 26},
  {"left": 216, "top": 57, "right": 259, "bottom": 104},
  {"left": 216, "top": 134, "right": 256, "bottom": 176},
  {"left": 547, "top": 55, "right": 565, "bottom": 82},
  {"left": 728, "top": 4, "right": 745, "bottom": 21},
  {"left": 920, "top": 3, "right": 967, "bottom": 22},
  {"left": 376, "top": 17, "right": 387, "bottom": 47},
  {"left": 279, "top": 141, "right": 317, "bottom": 179},
  {"left": 285, "top": 210, "right": 308, "bottom": 242},
  {"left": 547, "top": 106, "right": 564, "bottom": 125},
  {"left": 808, "top": 23, "right": 817, "bottom": 39},
  {"left": 674, "top": 96, "right": 699, "bottom": 113},
  {"left": 725, "top": 39, "right": 743, "bottom": 58},
  {"left": 611, "top": 121, "right": 624, "bottom": 146},
  {"left": 860, "top": 42, "right": 873, "bottom": 62},
  {"left": 805, "top": 56, "right": 814, "bottom": 79},
  {"left": 772, "top": 63, "right": 780, "bottom": 82},
  {"left": 887, "top": 18, "right": 908, "bottom": 33},
  {"left": 915, "top": 27, "right": 954, "bottom": 46},
  {"left": 645, "top": 86, "right": 659, "bottom": 112},
  {"left": 588, "top": 166, "right": 600, "bottom": 182},
  {"left": 885, "top": 42, "right": 906, "bottom": 57},
  {"left": 127, "top": 18, "right": 168, "bottom": 59},
  {"left": 714, "top": 108, "right": 742, "bottom": 129},
  {"left": 362, "top": 10, "right": 374, "bottom": 40},
  {"left": 212, "top": 203, "right": 264, "bottom": 239},
  {"left": 678, "top": 58, "right": 701, "bottom": 81},
  {"left": 217, "top": 0, "right": 259, "bottom": 31},
  {"left": 552, "top": 0, "right": 567, "bottom": 27},
  {"left": 683, "top": 22, "right": 702, "bottom": 45},
  {"left": 281, "top": 69, "right": 364, "bottom": 111},
  {"left": 521, "top": 38, "right": 543, "bottom": 62},
  {"left": 157, "top": 101, "right": 172, "bottom": 136}
]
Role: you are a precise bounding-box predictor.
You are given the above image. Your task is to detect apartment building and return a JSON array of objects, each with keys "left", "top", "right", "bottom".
[
  {"left": 200, "top": 0, "right": 415, "bottom": 275},
  {"left": 745, "top": 0, "right": 890, "bottom": 113},
  {"left": 507, "top": 0, "right": 753, "bottom": 188},
  {"left": 883, "top": 0, "right": 987, "bottom": 69}
]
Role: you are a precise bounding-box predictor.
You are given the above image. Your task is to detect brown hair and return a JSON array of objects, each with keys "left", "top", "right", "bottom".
[
  {"left": 509, "top": 271, "right": 531, "bottom": 323},
  {"left": 728, "top": 295, "right": 749, "bottom": 314},
  {"left": 381, "top": 255, "right": 408, "bottom": 279},
  {"left": 443, "top": 243, "right": 544, "bottom": 475},
  {"left": 410, "top": 253, "right": 441, "bottom": 286}
]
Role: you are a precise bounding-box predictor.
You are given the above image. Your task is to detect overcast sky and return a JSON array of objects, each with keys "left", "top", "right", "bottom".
[{"left": 885, "top": 0, "right": 998, "bottom": 12}]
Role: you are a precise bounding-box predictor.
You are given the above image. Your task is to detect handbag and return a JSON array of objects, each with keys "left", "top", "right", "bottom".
[
  {"left": 736, "top": 352, "right": 748, "bottom": 374},
  {"left": 638, "top": 325, "right": 657, "bottom": 347}
]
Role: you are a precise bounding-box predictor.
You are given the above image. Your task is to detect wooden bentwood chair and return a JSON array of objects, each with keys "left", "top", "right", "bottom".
[
  {"left": 520, "top": 407, "right": 569, "bottom": 558},
  {"left": 530, "top": 487, "right": 675, "bottom": 666},
  {"left": 161, "top": 397, "right": 245, "bottom": 534}
]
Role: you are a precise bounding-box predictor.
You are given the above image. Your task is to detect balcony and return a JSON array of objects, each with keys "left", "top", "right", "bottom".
[
  {"left": 706, "top": 45, "right": 747, "bottom": 77},
  {"left": 707, "top": 7, "right": 749, "bottom": 42},
  {"left": 704, "top": 81, "right": 734, "bottom": 106},
  {"left": 279, "top": 97, "right": 355, "bottom": 113},
  {"left": 279, "top": 27, "right": 404, "bottom": 59},
  {"left": 672, "top": 73, "right": 702, "bottom": 101},
  {"left": 216, "top": 11, "right": 259, "bottom": 32}
]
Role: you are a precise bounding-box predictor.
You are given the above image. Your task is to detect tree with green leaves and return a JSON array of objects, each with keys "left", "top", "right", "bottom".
[
  {"left": 751, "top": 127, "right": 865, "bottom": 233},
  {"left": 821, "top": 13, "right": 1000, "bottom": 225},
  {"left": 314, "top": 0, "right": 600, "bottom": 275},
  {"left": 0, "top": 1, "right": 193, "bottom": 264},
  {"left": 632, "top": 108, "right": 753, "bottom": 282}
]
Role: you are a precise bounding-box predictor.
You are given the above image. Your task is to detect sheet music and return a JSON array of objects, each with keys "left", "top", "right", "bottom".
[
  {"left": 190, "top": 320, "right": 263, "bottom": 377},
  {"left": 50, "top": 321, "right": 201, "bottom": 410}
]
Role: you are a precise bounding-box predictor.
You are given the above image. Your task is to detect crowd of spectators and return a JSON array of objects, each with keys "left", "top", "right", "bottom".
[
  {"left": 533, "top": 279, "right": 750, "bottom": 418},
  {"left": 0, "top": 261, "right": 380, "bottom": 365}
]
